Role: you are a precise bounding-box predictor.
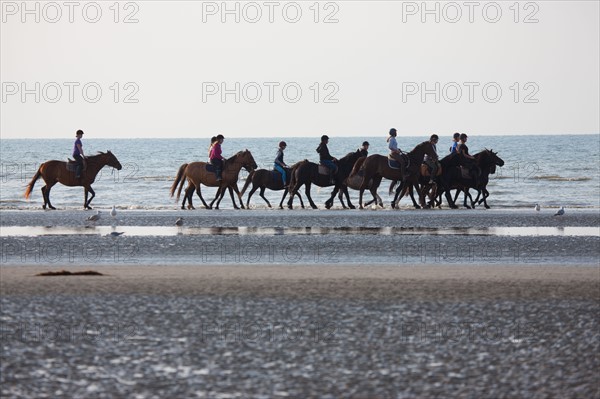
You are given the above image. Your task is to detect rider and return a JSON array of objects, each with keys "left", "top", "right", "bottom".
[
  {"left": 450, "top": 132, "right": 460, "bottom": 153},
  {"left": 387, "top": 128, "right": 406, "bottom": 178},
  {"left": 209, "top": 134, "right": 226, "bottom": 181},
  {"left": 317, "top": 135, "right": 337, "bottom": 184},
  {"left": 457, "top": 133, "right": 479, "bottom": 183},
  {"left": 274, "top": 141, "right": 289, "bottom": 188},
  {"left": 208, "top": 136, "right": 217, "bottom": 159},
  {"left": 359, "top": 141, "right": 369, "bottom": 156},
  {"left": 423, "top": 134, "right": 440, "bottom": 184},
  {"left": 73, "top": 129, "right": 86, "bottom": 178}
]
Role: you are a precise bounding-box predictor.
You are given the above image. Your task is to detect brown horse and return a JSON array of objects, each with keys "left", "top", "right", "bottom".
[
  {"left": 351, "top": 141, "right": 437, "bottom": 209},
  {"left": 170, "top": 150, "right": 257, "bottom": 210},
  {"left": 287, "top": 149, "right": 368, "bottom": 209},
  {"left": 240, "top": 166, "right": 305, "bottom": 209},
  {"left": 24, "top": 151, "right": 123, "bottom": 210},
  {"left": 339, "top": 156, "right": 383, "bottom": 208}
]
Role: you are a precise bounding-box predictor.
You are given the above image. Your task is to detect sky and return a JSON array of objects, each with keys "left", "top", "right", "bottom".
[{"left": 1, "top": 0, "right": 599, "bottom": 139}]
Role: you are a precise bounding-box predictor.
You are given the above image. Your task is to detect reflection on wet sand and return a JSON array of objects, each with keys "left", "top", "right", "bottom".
[{"left": 1, "top": 226, "right": 598, "bottom": 237}]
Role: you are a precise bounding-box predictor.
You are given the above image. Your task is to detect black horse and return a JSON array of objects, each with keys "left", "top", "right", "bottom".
[
  {"left": 390, "top": 152, "right": 468, "bottom": 209},
  {"left": 240, "top": 165, "right": 305, "bottom": 209},
  {"left": 440, "top": 149, "right": 505, "bottom": 209},
  {"left": 287, "top": 149, "right": 368, "bottom": 209}
]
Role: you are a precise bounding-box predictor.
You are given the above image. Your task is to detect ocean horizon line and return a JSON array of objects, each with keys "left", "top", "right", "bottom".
[{"left": 2, "top": 132, "right": 599, "bottom": 140}]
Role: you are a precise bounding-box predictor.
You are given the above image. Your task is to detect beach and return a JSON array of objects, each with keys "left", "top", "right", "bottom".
[{"left": 1, "top": 208, "right": 599, "bottom": 397}]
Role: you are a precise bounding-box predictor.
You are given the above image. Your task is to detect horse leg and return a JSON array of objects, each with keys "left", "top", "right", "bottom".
[
  {"left": 85, "top": 186, "right": 95, "bottom": 209},
  {"left": 296, "top": 192, "right": 305, "bottom": 209},
  {"left": 325, "top": 186, "right": 339, "bottom": 209},
  {"left": 287, "top": 182, "right": 300, "bottom": 209},
  {"left": 408, "top": 183, "right": 421, "bottom": 209},
  {"left": 184, "top": 185, "right": 194, "bottom": 210},
  {"left": 41, "top": 185, "right": 48, "bottom": 210},
  {"left": 279, "top": 189, "right": 288, "bottom": 209},
  {"left": 247, "top": 185, "right": 259, "bottom": 208},
  {"left": 226, "top": 186, "right": 240, "bottom": 210},
  {"left": 83, "top": 188, "right": 89, "bottom": 209},
  {"left": 338, "top": 190, "right": 346, "bottom": 209},
  {"left": 231, "top": 185, "right": 245, "bottom": 210},
  {"left": 391, "top": 181, "right": 404, "bottom": 209},
  {"left": 305, "top": 183, "right": 317, "bottom": 209},
  {"left": 42, "top": 183, "right": 57, "bottom": 210},
  {"left": 209, "top": 187, "right": 221, "bottom": 209},
  {"left": 344, "top": 187, "right": 356, "bottom": 209},
  {"left": 259, "top": 187, "right": 272, "bottom": 208},
  {"left": 463, "top": 189, "right": 471, "bottom": 209},
  {"left": 483, "top": 188, "right": 491, "bottom": 209}
]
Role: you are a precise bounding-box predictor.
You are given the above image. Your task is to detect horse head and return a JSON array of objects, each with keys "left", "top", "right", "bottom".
[
  {"left": 105, "top": 151, "right": 122, "bottom": 170},
  {"left": 239, "top": 149, "right": 257, "bottom": 172},
  {"left": 490, "top": 149, "right": 505, "bottom": 167},
  {"left": 411, "top": 141, "right": 436, "bottom": 161}
]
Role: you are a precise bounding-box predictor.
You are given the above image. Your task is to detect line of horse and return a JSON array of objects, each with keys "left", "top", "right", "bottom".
[{"left": 23, "top": 142, "right": 505, "bottom": 210}]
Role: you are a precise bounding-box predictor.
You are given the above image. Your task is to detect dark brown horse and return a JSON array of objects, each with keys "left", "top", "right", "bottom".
[
  {"left": 443, "top": 149, "right": 505, "bottom": 209},
  {"left": 390, "top": 151, "right": 468, "bottom": 209},
  {"left": 339, "top": 156, "right": 383, "bottom": 208},
  {"left": 24, "top": 151, "right": 122, "bottom": 210},
  {"left": 240, "top": 166, "right": 305, "bottom": 209},
  {"left": 351, "top": 142, "right": 437, "bottom": 209},
  {"left": 287, "top": 149, "right": 368, "bottom": 209},
  {"left": 170, "top": 150, "right": 257, "bottom": 210}
]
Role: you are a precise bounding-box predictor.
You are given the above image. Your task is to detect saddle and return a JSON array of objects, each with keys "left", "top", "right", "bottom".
[
  {"left": 205, "top": 164, "right": 216, "bottom": 173},
  {"left": 420, "top": 163, "right": 442, "bottom": 177},
  {"left": 387, "top": 154, "right": 408, "bottom": 170},
  {"left": 66, "top": 159, "right": 85, "bottom": 172},
  {"left": 318, "top": 164, "right": 333, "bottom": 175}
]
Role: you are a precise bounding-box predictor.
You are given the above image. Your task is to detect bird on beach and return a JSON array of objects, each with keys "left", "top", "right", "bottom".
[
  {"left": 175, "top": 217, "right": 184, "bottom": 226},
  {"left": 108, "top": 231, "right": 125, "bottom": 237},
  {"left": 87, "top": 211, "right": 101, "bottom": 222},
  {"left": 554, "top": 206, "right": 565, "bottom": 216},
  {"left": 110, "top": 205, "right": 117, "bottom": 219},
  {"left": 534, "top": 203, "right": 540, "bottom": 211}
]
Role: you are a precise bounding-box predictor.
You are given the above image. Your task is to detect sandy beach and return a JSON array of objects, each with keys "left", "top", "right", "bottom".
[{"left": 1, "top": 209, "right": 599, "bottom": 398}]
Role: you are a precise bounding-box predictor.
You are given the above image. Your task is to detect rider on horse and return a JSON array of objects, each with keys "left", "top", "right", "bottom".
[
  {"left": 209, "top": 134, "right": 226, "bottom": 181},
  {"left": 387, "top": 128, "right": 406, "bottom": 179},
  {"left": 73, "top": 129, "right": 86, "bottom": 178},
  {"left": 274, "top": 141, "right": 289, "bottom": 188},
  {"left": 317, "top": 135, "right": 337, "bottom": 184},
  {"left": 423, "top": 134, "right": 440, "bottom": 184}
]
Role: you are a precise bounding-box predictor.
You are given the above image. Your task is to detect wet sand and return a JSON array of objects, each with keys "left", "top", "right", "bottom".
[{"left": 1, "top": 209, "right": 599, "bottom": 398}]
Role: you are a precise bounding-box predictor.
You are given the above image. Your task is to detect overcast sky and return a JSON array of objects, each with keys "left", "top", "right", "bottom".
[{"left": 1, "top": 0, "right": 598, "bottom": 138}]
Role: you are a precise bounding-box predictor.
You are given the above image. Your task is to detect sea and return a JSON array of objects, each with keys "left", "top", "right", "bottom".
[{"left": 1, "top": 135, "right": 598, "bottom": 210}]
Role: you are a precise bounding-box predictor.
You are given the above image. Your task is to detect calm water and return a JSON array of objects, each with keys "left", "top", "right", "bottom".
[{"left": 1, "top": 135, "right": 598, "bottom": 210}]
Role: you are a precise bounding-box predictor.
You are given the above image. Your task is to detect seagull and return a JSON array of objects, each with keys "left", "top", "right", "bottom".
[
  {"left": 108, "top": 231, "right": 125, "bottom": 237},
  {"left": 534, "top": 203, "right": 540, "bottom": 211},
  {"left": 110, "top": 205, "right": 117, "bottom": 218},
  {"left": 554, "top": 206, "right": 565, "bottom": 216},
  {"left": 175, "top": 217, "right": 184, "bottom": 226},
  {"left": 87, "top": 211, "right": 101, "bottom": 222}
]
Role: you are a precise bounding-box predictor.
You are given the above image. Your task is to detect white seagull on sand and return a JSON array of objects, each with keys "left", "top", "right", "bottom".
[
  {"left": 175, "top": 217, "right": 184, "bottom": 226},
  {"left": 87, "top": 211, "right": 101, "bottom": 222},
  {"left": 554, "top": 206, "right": 565, "bottom": 216},
  {"left": 534, "top": 203, "right": 540, "bottom": 211},
  {"left": 110, "top": 205, "right": 117, "bottom": 218}
]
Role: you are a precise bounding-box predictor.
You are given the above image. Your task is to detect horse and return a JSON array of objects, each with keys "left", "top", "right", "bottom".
[
  {"left": 339, "top": 156, "right": 383, "bottom": 208},
  {"left": 240, "top": 165, "right": 305, "bottom": 209},
  {"left": 448, "top": 149, "right": 505, "bottom": 209},
  {"left": 24, "top": 151, "right": 122, "bottom": 210},
  {"left": 170, "top": 150, "right": 257, "bottom": 210},
  {"left": 286, "top": 149, "right": 368, "bottom": 209},
  {"left": 390, "top": 152, "right": 468, "bottom": 209},
  {"left": 351, "top": 141, "right": 437, "bottom": 209}
]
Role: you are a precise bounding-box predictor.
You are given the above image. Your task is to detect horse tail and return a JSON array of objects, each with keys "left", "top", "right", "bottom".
[
  {"left": 349, "top": 156, "right": 366, "bottom": 178},
  {"left": 24, "top": 165, "right": 42, "bottom": 199},
  {"left": 170, "top": 163, "right": 188, "bottom": 199},
  {"left": 240, "top": 170, "right": 255, "bottom": 196}
]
